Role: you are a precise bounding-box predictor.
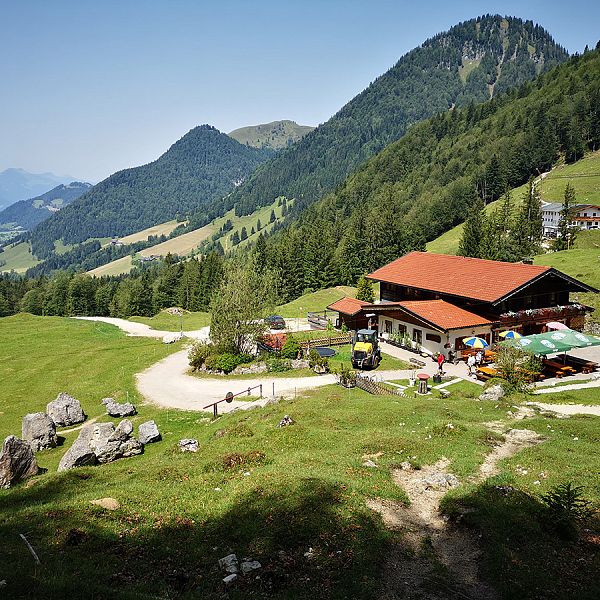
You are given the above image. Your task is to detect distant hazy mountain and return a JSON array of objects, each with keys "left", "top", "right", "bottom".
[
  {"left": 228, "top": 120, "right": 314, "bottom": 150},
  {"left": 0, "top": 182, "right": 92, "bottom": 232},
  {"left": 0, "top": 168, "right": 77, "bottom": 210}
]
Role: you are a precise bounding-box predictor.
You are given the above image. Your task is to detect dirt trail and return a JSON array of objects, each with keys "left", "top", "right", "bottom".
[{"left": 369, "top": 426, "right": 544, "bottom": 599}]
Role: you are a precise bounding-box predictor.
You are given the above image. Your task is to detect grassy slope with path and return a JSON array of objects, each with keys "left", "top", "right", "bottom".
[{"left": 0, "top": 314, "right": 598, "bottom": 598}]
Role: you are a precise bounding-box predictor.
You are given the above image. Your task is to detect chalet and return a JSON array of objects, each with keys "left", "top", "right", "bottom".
[
  {"left": 542, "top": 202, "right": 600, "bottom": 237},
  {"left": 328, "top": 252, "right": 597, "bottom": 357}
]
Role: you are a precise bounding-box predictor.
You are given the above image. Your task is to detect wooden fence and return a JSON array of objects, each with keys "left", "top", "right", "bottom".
[
  {"left": 355, "top": 374, "right": 405, "bottom": 397},
  {"left": 301, "top": 333, "right": 352, "bottom": 349}
]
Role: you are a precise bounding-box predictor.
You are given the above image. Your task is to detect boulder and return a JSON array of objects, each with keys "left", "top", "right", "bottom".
[
  {"left": 109, "top": 419, "right": 134, "bottom": 442},
  {"left": 241, "top": 560, "right": 262, "bottom": 575},
  {"left": 119, "top": 439, "right": 143, "bottom": 458},
  {"left": 90, "top": 497, "right": 120, "bottom": 510},
  {"left": 479, "top": 384, "right": 505, "bottom": 402},
  {"left": 138, "top": 421, "right": 161, "bottom": 445},
  {"left": 47, "top": 393, "right": 86, "bottom": 427},
  {"left": 58, "top": 425, "right": 97, "bottom": 471},
  {"left": 218, "top": 553, "right": 239, "bottom": 574},
  {"left": 103, "top": 398, "right": 136, "bottom": 418},
  {"left": 22, "top": 412, "right": 57, "bottom": 451},
  {"left": 0, "top": 436, "right": 39, "bottom": 488},
  {"left": 179, "top": 439, "right": 199, "bottom": 453}
]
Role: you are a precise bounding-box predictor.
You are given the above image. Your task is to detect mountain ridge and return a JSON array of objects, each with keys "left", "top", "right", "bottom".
[{"left": 228, "top": 120, "right": 314, "bottom": 150}]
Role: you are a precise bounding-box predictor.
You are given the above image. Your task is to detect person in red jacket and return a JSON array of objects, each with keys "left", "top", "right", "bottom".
[{"left": 437, "top": 352, "right": 445, "bottom": 374}]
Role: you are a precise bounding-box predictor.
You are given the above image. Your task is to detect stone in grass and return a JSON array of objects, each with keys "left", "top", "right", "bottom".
[
  {"left": 479, "top": 384, "right": 505, "bottom": 402},
  {"left": 179, "top": 439, "right": 199, "bottom": 453},
  {"left": 102, "top": 398, "right": 136, "bottom": 418},
  {"left": 218, "top": 553, "right": 239, "bottom": 574},
  {"left": 90, "top": 497, "right": 120, "bottom": 510},
  {"left": 22, "top": 412, "right": 57, "bottom": 451},
  {"left": 223, "top": 573, "right": 238, "bottom": 585},
  {"left": 108, "top": 419, "right": 134, "bottom": 442},
  {"left": 277, "top": 415, "right": 294, "bottom": 428},
  {"left": 0, "top": 436, "right": 39, "bottom": 488},
  {"left": 241, "top": 560, "right": 262, "bottom": 575},
  {"left": 362, "top": 459, "right": 378, "bottom": 468},
  {"left": 138, "top": 421, "right": 161, "bottom": 445},
  {"left": 58, "top": 425, "right": 97, "bottom": 471},
  {"left": 47, "top": 392, "right": 86, "bottom": 427},
  {"left": 422, "top": 472, "right": 460, "bottom": 491}
]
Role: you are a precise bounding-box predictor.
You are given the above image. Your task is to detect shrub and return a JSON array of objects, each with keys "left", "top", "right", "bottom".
[
  {"left": 541, "top": 482, "right": 593, "bottom": 539},
  {"left": 336, "top": 364, "right": 356, "bottom": 387},
  {"left": 188, "top": 341, "right": 213, "bottom": 370},
  {"left": 280, "top": 335, "right": 301, "bottom": 359},
  {"left": 309, "top": 349, "right": 330, "bottom": 373},
  {"left": 266, "top": 358, "right": 291, "bottom": 372},
  {"left": 221, "top": 450, "right": 266, "bottom": 470},
  {"left": 205, "top": 352, "right": 253, "bottom": 374}
]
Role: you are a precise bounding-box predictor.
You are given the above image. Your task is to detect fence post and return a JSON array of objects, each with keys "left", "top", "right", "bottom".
[
  {"left": 213, "top": 404, "right": 218, "bottom": 418},
  {"left": 260, "top": 384, "right": 263, "bottom": 398}
]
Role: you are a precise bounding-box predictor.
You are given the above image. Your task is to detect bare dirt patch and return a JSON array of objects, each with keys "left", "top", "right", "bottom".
[{"left": 369, "top": 428, "right": 544, "bottom": 599}]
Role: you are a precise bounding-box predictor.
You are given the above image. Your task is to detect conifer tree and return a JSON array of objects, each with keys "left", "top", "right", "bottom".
[
  {"left": 256, "top": 218, "right": 262, "bottom": 231},
  {"left": 514, "top": 177, "right": 543, "bottom": 257},
  {"left": 240, "top": 226, "right": 248, "bottom": 241},
  {"left": 458, "top": 193, "right": 485, "bottom": 258},
  {"left": 231, "top": 230, "right": 240, "bottom": 246},
  {"left": 269, "top": 209, "right": 276, "bottom": 224},
  {"left": 356, "top": 275, "right": 375, "bottom": 303},
  {"left": 555, "top": 183, "right": 578, "bottom": 251}
]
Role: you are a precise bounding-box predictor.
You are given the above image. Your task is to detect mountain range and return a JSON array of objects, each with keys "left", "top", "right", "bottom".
[
  {"left": 24, "top": 15, "right": 572, "bottom": 269},
  {"left": 0, "top": 169, "right": 78, "bottom": 211}
]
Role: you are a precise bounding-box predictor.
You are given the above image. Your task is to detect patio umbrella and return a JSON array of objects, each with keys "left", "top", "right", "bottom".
[
  {"left": 537, "top": 329, "right": 600, "bottom": 349},
  {"left": 501, "top": 334, "right": 571, "bottom": 355},
  {"left": 546, "top": 322, "right": 569, "bottom": 330},
  {"left": 462, "top": 336, "right": 489, "bottom": 349},
  {"left": 499, "top": 330, "right": 522, "bottom": 339}
]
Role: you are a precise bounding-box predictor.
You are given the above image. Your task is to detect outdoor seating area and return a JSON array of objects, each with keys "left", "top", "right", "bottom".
[{"left": 465, "top": 328, "right": 600, "bottom": 383}]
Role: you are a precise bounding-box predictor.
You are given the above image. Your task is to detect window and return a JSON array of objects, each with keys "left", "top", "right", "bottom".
[
  {"left": 397, "top": 324, "right": 406, "bottom": 334},
  {"left": 412, "top": 329, "right": 422, "bottom": 344},
  {"left": 384, "top": 320, "right": 392, "bottom": 334},
  {"left": 426, "top": 333, "right": 442, "bottom": 343}
]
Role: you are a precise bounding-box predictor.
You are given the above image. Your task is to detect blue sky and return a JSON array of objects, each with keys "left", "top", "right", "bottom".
[{"left": 1, "top": 0, "right": 598, "bottom": 182}]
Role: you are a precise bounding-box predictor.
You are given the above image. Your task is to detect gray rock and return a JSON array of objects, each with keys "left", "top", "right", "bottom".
[
  {"left": 362, "top": 459, "right": 378, "bottom": 468},
  {"left": 232, "top": 362, "right": 267, "bottom": 375},
  {"left": 277, "top": 415, "right": 294, "bottom": 428},
  {"left": 88, "top": 423, "right": 120, "bottom": 464},
  {"left": 138, "top": 421, "right": 161, "bottom": 445},
  {"left": 0, "top": 436, "right": 39, "bottom": 488},
  {"left": 58, "top": 425, "right": 97, "bottom": 471},
  {"left": 47, "top": 393, "right": 86, "bottom": 427},
  {"left": 218, "top": 553, "right": 239, "bottom": 574},
  {"left": 22, "top": 412, "right": 57, "bottom": 451},
  {"left": 241, "top": 560, "right": 262, "bottom": 575},
  {"left": 290, "top": 359, "right": 309, "bottom": 370},
  {"left": 400, "top": 461, "right": 413, "bottom": 471},
  {"left": 104, "top": 399, "right": 136, "bottom": 418},
  {"left": 179, "top": 439, "right": 199, "bottom": 452},
  {"left": 479, "top": 384, "right": 505, "bottom": 402},
  {"left": 119, "top": 439, "right": 143, "bottom": 458},
  {"left": 422, "top": 472, "right": 460, "bottom": 491},
  {"left": 223, "top": 573, "right": 238, "bottom": 585},
  {"left": 109, "top": 420, "right": 134, "bottom": 442}
]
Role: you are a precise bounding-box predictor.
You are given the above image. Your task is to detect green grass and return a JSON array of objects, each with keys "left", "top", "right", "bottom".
[
  {"left": 1, "top": 314, "right": 598, "bottom": 598},
  {"left": 0, "top": 241, "right": 40, "bottom": 273},
  {"left": 538, "top": 151, "right": 600, "bottom": 204},
  {"left": 129, "top": 310, "right": 211, "bottom": 331},
  {"left": 529, "top": 385, "right": 600, "bottom": 406},
  {"left": 458, "top": 57, "right": 481, "bottom": 83},
  {"left": 277, "top": 286, "right": 357, "bottom": 318}
]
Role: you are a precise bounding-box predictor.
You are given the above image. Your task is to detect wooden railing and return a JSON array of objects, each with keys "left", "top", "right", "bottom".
[
  {"left": 301, "top": 333, "right": 352, "bottom": 349},
  {"left": 355, "top": 374, "right": 405, "bottom": 397}
]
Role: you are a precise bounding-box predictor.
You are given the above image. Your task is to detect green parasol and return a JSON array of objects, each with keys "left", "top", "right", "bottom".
[
  {"left": 536, "top": 328, "right": 600, "bottom": 349},
  {"left": 500, "top": 334, "right": 572, "bottom": 355}
]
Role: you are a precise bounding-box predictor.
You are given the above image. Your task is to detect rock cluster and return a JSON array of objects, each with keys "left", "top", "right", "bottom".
[
  {"left": 47, "top": 393, "right": 86, "bottom": 427},
  {"left": 218, "top": 553, "right": 261, "bottom": 586},
  {"left": 277, "top": 415, "right": 294, "bottom": 428},
  {"left": 479, "top": 384, "right": 505, "bottom": 402},
  {"left": 102, "top": 397, "right": 137, "bottom": 417},
  {"left": 0, "top": 436, "right": 39, "bottom": 488},
  {"left": 179, "top": 439, "right": 199, "bottom": 452},
  {"left": 58, "top": 419, "right": 148, "bottom": 471},
  {"left": 22, "top": 412, "right": 57, "bottom": 451}
]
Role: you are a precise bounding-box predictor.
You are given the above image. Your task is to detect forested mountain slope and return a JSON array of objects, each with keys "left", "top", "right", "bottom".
[
  {"left": 0, "top": 169, "right": 77, "bottom": 210},
  {"left": 256, "top": 49, "right": 600, "bottom": 301},
  {"left": 222, "top": 15, "right": 567, "bottom": 218},
  {"left": 228, "top": 120, "right": 314, "bottom": 150},
  {"left": 0, "top": 182, "right": 91, "bottom": 233},
  {"left": 29, "top": 125, "right": 273, "bottom": 258}
]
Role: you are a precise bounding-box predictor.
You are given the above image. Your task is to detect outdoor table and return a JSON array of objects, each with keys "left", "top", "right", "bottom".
[{"left": 476, "top": 366, "right": 499, "bottom": 381}]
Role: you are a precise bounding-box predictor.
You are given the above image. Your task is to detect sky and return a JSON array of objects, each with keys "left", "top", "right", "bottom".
[{"left": 1, "top": 0, "right": 598, "bottom": 183}]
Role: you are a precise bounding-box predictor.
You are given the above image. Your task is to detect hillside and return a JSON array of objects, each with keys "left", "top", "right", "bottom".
[
  {"left": 0, "top": 168, "right": 77, "bottom": 210},
  {"left": 29, "top": 125, "right": 274, "bottom": 258},
  {"left": 219, "top": 15, "right": 568, "bottom": 219},
  {"left": 0, "top": 182, "right": 91, "bottom": 240},
  {"left": 256, "top": 49, "right": 600, "bottom": 301},
  {"left": 228, "top": 120, "right": 314, "bottom": 150},
  {"left": 427, "top": 151, "right": 600, "bottom": 255}
]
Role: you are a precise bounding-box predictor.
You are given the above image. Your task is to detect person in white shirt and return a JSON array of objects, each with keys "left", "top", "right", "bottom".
[{"left": 467, "top": 354, "right": 476, "bottom": 375}]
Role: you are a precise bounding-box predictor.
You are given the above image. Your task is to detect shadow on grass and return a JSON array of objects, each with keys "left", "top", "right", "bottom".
[
  {"left": 0, "top": 474, "right": 390, "bottom": 599},
  {"left": 441, "top": 480, "right": 600, "bottom": 600}
]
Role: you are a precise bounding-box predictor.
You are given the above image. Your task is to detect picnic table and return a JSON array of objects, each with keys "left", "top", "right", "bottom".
[
  {"left": 543, "top": 359, "right": 576, "bottom": 378},
  {"left": 475, "top": 366, "right": 500, "bottom": 381},
  {"left": 564, "top": 355, "right": 599, "bottom": 374}
]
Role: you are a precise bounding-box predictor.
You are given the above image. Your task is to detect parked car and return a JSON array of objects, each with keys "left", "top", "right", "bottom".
[{"left": 265, "top": 315, "right": 286, "bottom": 330}]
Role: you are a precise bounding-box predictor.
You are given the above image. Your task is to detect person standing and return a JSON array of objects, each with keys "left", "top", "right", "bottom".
[
  {"left": 437, "top": 352, "right": 445, "bottom": 374},
  {"left": 467, "top": 353, "right": 476, "bottom": 376}
]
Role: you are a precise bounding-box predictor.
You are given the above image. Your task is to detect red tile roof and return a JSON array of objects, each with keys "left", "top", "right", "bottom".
[
  {"left": 390, "top": 300, "right": 494, "bottom": 331},
  {"left": 367, "top": 252, "right": 551, "bottom": 303},
  {"left": 327, "top": 297, "right": 369, "bottom": 316}
]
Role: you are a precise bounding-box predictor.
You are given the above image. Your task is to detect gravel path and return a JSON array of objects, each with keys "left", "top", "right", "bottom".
[
  {"left": 533, "top": 380, "right": 600, "bottom": 394},
  {"left": 527, "top": 402, "right": 600, "bottom": 416}
]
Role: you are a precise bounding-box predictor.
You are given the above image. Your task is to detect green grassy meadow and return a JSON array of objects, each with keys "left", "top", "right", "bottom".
[
  {"left": 1, "top": 314, "right": 599, "bottom": 598},
  {"left": 277, "top": 286, "right": 357, "bottom": 318},
  {"left": 0, "top": 241, "right": 40, "bottom": 273},
  {"left": 129, "top": 310, "right": 211, "bottom": 331}
]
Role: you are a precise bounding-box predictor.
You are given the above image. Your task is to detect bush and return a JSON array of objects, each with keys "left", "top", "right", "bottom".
[
  {"left": 309, "top": 349, "right": 330, "bottom": 373},
  {"left": 188, "top": 341, "right": 213, "bottom": 370},
  {"left": 280, "top": 335, "right": 301, "bottom": 359},
  {"left": 541, "top": 482, "right": 593, "bottom": 539},
  {"left": 204, "top": 352, "right": 253, "bottom": 374},
  {"left": 336, "top": 364, "right": 356, "bottom": 387},
  {"left": 266, "top": 358, "right": 291, "bottom": 372}
]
